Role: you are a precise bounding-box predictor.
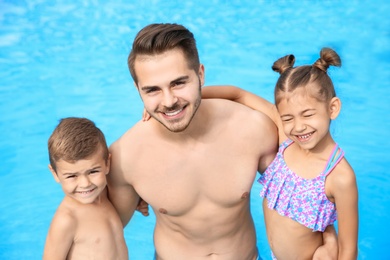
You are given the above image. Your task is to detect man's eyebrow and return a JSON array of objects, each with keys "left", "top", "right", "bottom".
[
  {"left": 140, "top": 85, "right": 159, "bottom": 91},
  {"left": 171, "top": 76, "right": 189, "bottom": 83},
  {"left": 141, "top": 76, "right": 190, "bottom": 91}
]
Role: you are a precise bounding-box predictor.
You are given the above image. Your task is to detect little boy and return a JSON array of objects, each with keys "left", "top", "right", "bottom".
[{"left": 43, "top": 117, "right": 128, "bottom": 260}]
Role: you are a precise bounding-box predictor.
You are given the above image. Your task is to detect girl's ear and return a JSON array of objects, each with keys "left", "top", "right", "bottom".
[
  {"left": 48, "top": 164, "right": 60, "bottom": 183},
  {"left": 329, "top": 97, "right": 341, "bottom": 120}
]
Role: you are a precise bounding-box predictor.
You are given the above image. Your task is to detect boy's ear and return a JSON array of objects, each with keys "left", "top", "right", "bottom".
[
  {"left": 48, "top": 164, "right": 60, "bottom": 183},
  {"left": 329, "top": 97, "right": 341, "bottom": 120},
  {"left": 106, "top": 153, "right": 111, "bottom": 175}
]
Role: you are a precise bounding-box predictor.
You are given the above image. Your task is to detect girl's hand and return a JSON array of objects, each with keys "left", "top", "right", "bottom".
[
  {"left": 143, "top": 108, "right": 151, "bottom": 121},
  {"left": 136, "top": 198, "right": 150, "bottom": 216}
]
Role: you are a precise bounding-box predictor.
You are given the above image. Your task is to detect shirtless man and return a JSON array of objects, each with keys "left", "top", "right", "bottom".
[{"left": 107, "top": 23, "right": 277, "bottom": 259}]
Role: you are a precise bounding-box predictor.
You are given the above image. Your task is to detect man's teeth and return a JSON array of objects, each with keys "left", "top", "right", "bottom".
[{"left": 164, "top": 109, "right": 182, "bottom": 116}]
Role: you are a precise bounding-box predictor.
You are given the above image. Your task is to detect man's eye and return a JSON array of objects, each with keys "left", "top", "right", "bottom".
[
  {"left": 90, "top": 170, "right": 99, "bottom": 174},
  {"left": 173, "top": 81, "right": 185, "bottom": 87},
  {"left": 146, "top": 89, "right": 157, "bottom": 94}
]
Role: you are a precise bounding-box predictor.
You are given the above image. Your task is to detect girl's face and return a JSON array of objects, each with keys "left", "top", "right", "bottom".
[{"left": 277, "top": 87, "right": 339, "bottom": 151}]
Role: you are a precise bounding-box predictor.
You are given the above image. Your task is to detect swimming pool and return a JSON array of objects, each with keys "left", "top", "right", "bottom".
[{"left": 0, "top": 1, "right": 389, "bottom": 259}]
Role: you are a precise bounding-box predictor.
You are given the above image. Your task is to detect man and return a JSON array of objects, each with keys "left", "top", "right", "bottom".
[{"left": 107, "top": 23, "right": 276, "bottom": 259}]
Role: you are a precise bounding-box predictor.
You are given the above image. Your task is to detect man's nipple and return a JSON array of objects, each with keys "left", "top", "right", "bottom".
[
  {"left": 159, "top": 208, "right": 168, "bottom": 214},
  {"left": 241, "top": 192, "right": 249, "bottom": 199}
]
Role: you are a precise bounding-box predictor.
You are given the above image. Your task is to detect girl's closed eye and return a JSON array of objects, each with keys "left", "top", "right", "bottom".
[
  {"left": 303, "top": 113, "right": 314, "bottom": 118},
  {"left": 281, "top": 116, "right": 293, "bottom": 122}
]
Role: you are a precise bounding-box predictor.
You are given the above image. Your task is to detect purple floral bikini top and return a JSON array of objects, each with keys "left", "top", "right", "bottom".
[{"left": 258, "top": 139, "right": 344, "bottom": 232}]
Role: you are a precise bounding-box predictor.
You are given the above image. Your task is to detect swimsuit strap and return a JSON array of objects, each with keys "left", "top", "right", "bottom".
[
  {"left": 281, "top": 139, "right": 294, "bottom": 151},
  {"left": 323, "top": 144, "right": 345, "bottom": 176}
]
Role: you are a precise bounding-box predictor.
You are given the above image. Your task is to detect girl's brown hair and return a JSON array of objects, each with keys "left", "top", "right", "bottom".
[{"left": 272, "top": 47, "right": 341, "bottom": 106}]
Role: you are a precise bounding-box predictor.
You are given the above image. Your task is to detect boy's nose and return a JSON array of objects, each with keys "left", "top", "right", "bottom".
[{"left": 78, "top": 175, "right": 91, "bottom": 187}]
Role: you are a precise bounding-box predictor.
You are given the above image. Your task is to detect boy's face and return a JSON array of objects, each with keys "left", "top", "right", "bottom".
[{"left": 49, "top": 148, "right": 110, "bottom": 204}]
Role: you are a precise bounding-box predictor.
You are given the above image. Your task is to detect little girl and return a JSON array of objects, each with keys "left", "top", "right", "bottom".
[{"left": 202, "top": 48, "right": 358, "bottom": 260}]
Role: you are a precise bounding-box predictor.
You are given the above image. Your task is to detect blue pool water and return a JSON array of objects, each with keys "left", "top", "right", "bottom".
[{"left": 0, "top": 1, "right": 389, "bottom": 259}]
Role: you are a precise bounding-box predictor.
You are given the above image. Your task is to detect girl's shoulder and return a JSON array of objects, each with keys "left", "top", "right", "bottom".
[{"left": 326, "top": 157, "right": 356, "bottom": 194}]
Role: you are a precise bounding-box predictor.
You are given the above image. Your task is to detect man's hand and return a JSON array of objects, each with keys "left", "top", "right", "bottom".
[
  {"left": 136, "top": 198, "right": 150, "bottom": 216},
  {"left": 313, "top": 225, "right": 338, "bottom": 260}
]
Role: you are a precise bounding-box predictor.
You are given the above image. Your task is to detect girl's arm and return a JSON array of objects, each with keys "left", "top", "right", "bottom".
[
  {"left": 202, "top": 85, "right": 286, "bottom": 143},
  {"left": 330, "top": 162, "right": 359, "bottom": 259}
]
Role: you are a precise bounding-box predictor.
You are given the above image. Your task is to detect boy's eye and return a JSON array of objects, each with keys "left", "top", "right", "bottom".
[
  {"left": 66, "top": 175, "right": 76, "bottom": 179},
  {"left": 304, "top": 114, "right": 314, "bottom": 118}
]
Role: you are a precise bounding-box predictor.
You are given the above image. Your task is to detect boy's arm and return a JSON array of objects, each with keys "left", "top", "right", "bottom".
[
  {"left": 202, "top": 86, "right": 286, "bottom": 142},
  {"left": 43, "top": 210, "right": 75, "bottom": 259},
  {"left": 107, "top": 141, "right": 140, "bottom": 227}
]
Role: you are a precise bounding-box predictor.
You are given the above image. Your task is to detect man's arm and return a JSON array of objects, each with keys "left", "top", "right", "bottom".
[
  {"left": 202, "top": 86, "right": 286, "bottom": 143},
  {"left": 249, "top": 109, "right": 278, "bottom": 173},
  {"left": 107, "top": 141, "right": 140, "bottom": 227},
  {"left": 43, "top": 210, "right": 75, "bottom": 259}
]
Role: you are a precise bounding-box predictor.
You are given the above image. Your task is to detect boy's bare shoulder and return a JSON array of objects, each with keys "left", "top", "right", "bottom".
[{"left": 49, "top": 200, "right": 77, "bottom": 235}]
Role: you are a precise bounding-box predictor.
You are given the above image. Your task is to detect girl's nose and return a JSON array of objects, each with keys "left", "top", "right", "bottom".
[{"left": 294, "top": 120, "right": 307, "bottom": 132}]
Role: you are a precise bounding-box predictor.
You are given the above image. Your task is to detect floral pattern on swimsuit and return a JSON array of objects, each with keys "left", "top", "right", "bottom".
[{"left": 258, "top": 139, "right": 343, "bottom": 232}]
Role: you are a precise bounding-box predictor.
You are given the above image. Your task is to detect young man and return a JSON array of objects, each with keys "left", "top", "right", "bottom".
[
  {"left": 44, "top": 117, "right": 128, "bottom": 260},
  {"left": 107, "top": 23, "right": 276, "bottom": 260}
]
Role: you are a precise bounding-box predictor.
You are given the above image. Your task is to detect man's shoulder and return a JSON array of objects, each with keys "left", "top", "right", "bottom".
[
  {"left": 209, "top": 98, "right": 275, "bottom": 127},
  {"left": 110, "top": 121, "right": 148, "bottom": 151}
]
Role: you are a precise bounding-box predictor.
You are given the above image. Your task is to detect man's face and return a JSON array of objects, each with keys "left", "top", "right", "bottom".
[{"left": 134, "top": 49, "right": 204, "bottom": 132}]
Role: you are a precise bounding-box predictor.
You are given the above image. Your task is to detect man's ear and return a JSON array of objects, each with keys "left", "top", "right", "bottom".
[
  {"left": 329, "top": 97, "right": 341, "bottom": 120},
  {"left": 198, "top": 64, "right": 205, "bottom": 87},
  {"left": 48, "top": 164, "right": 60, "bottom": 183}
]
